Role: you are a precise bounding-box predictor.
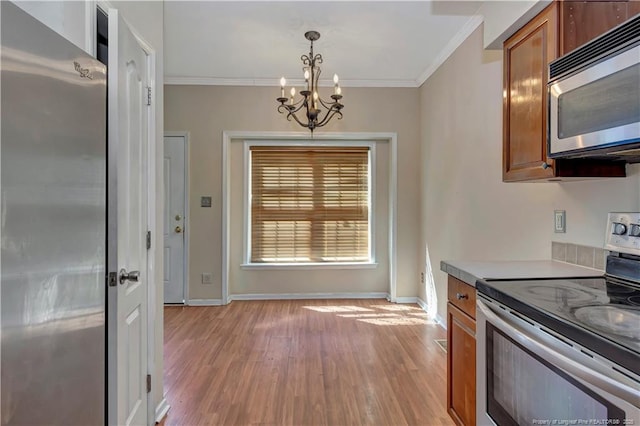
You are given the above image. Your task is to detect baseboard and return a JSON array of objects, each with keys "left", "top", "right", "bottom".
[
  {"left": 229, "top": 292, "right": 389, "bottom": 301},
  {"left": 394, "top": 296, "right": 418, "bottom": 304},
  {"left": 416, "top": 298, "right": 446, "bottom": 329},
  {"left": 187, "top": 299, "right": 223, "bottom": 306},
  {"left": 435, "top": 313, "right": 446, "bottom": 330},
  {"left": 416, "top": 297, "right": 428, "bottom": 312},
  {"left": 154, "top": 397, "right": 170, "bottom": 423}
]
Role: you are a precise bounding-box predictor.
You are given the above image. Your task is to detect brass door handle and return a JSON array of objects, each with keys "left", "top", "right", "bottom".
[{"left": 175, "top": 226, "right": 183, "bottom": 233}]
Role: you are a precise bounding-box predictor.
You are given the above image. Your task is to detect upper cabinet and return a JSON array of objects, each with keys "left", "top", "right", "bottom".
[
  {"left": 502, "top": 1, "right": 633, "bottom": 182},
  {"left": 561, "top": 0, "right": 640, "bottom": 54}
]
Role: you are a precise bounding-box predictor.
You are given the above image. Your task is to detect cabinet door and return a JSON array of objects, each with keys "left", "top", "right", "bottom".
[
  {"left": 447, "top": 302, "right": 476, "bottom": 426},
  {"left": 560, "top": 1, "right": 630, "bottom": 55},
  {"left": 503, "top": 3, "right": 558, "bottom": 182}
]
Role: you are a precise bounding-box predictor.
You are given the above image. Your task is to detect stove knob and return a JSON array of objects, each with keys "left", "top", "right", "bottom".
[
  {"left": 630, "top": 224, "right": 640, "bottom": 237},
  {"left": 613, "top": 223, "right": 627, "bottom": 235}
]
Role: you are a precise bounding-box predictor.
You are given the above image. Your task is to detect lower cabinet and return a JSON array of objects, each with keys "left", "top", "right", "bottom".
[{"left": 447, "top": 276, "right": 476, "bottom": 426}]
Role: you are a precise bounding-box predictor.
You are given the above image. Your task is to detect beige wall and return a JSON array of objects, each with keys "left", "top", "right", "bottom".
[
  {"left": 418, "top": 25, "right": 640, "bottom": 324},
  {"left": 164, "top": 86, "right": 421, "bottom": 300}
]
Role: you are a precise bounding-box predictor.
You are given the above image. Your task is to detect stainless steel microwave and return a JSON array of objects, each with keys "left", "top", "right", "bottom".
[{"left": 548, "top": 14, "right": 640, "bottom": 162}]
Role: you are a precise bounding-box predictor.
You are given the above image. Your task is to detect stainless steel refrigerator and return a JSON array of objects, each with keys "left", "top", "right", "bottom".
[{"left": 1, "top": 2, "right": 106, "bottom": 424}]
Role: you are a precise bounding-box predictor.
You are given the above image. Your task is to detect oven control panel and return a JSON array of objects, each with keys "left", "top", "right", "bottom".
[{"left": 605, "top": 212, "right": 640, "bottom": 256}]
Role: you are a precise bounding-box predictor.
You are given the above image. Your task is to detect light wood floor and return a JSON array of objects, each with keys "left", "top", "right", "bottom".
[{"left": 161, "top": 299, "right": 453, "bottom": 426}]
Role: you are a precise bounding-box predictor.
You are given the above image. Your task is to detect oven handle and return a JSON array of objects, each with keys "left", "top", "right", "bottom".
[{"left": 477, "top": 299, "right": 640, "bottom": 405}]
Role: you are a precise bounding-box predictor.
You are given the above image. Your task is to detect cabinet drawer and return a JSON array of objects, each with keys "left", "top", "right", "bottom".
[{"left": 447, "top": 275, "right": 476, "bottom": 319}]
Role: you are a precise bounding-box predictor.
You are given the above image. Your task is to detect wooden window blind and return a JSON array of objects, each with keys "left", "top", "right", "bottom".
[{"left": 250, "top": 146, "right": 370, "bottom": 263}]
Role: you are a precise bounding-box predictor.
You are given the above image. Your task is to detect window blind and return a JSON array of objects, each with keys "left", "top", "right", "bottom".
[{"left": 250, "top": 146, "right": 370, "bottom": 263}]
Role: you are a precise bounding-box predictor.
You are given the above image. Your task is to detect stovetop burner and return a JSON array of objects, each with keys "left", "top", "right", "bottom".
[
  {"left": 524, "top": 285, "right": 598, "bottom": 304},
  {"left": 574, "top": 305, "right": 640, "bottom": 341}
]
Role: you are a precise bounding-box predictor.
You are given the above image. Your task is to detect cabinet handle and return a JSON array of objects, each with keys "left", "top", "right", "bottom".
[
  {"left": 541, "top": 161, "right": 552, "bottom": 170},
  {"left": 456, "top": 293, "right": 469, "bottom": 300}
]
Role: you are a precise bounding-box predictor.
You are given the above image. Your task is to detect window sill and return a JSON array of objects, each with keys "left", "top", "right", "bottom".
[{"left": 241, "top": 262, "right": 378, "bottom": 270}]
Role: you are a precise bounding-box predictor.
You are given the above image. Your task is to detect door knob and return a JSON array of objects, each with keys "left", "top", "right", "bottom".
[
  {"left": 119, "top": 269, "right": 140, "bottom": 285},
  {"left": 175, "top": 226, "right": 183, "bottom": 233}
]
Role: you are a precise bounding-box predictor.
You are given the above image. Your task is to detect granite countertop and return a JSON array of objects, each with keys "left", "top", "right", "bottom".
[{"left": 440, "top": 260, "right": 604, "bottom": 287}]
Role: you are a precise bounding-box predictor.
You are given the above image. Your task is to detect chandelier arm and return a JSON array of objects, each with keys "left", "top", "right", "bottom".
[
  {"left": 315, "top": 108, "right": 343, "bottom": 128},
  {"left": 317, "top": 96, "right": 338, "bottom": 109},
  {"left": 301, "top": 54, "right": 311, "bottom": 66},
  {"left": 313, "top": 54, "right": 323, "bottom": 64},
  {"left": 277, "top": 100, "right": 308, "bottom": 119},
  {"left": 286, "top": 109, "right": 312, "bottom": 128}
]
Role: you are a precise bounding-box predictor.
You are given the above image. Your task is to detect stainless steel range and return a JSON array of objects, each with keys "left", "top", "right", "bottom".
[{"left": 476, "top": 213, "right": 640, "bottom": 425}]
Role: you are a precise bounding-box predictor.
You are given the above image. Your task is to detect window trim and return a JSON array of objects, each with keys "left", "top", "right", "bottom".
[{"left": 243, "top": 140, "right": 377, "bottom": 268}]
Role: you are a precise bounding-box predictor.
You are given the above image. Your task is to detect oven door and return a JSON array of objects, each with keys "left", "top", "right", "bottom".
[
  {"left": 476, "top": 297, "right": 640, "bottom": 426},
  {"left": 548, "top": 42, "right": 640, "bottom": 159}
]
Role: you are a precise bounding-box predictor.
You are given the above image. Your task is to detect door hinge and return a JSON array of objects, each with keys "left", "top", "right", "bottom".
[
  {"left": 107, "top": 272, "right": 117, "bottom": 287},
  {"left": 146, "top": 86, "right": 152, "bottom": 106},
  {"left": 146, "top": 231, "right": 151, "bottom": 250},
  {"left": 146, "top": 374, "right": 151, "bottom": 393}
]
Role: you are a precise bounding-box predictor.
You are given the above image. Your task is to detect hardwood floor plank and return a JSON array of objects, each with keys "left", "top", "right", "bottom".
[{"left": 160, "top": 299, "right": 453, "bottom": 426}]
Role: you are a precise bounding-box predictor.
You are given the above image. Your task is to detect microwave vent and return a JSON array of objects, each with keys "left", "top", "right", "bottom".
[
  {"left": 607, "top": 148, "right": 640, "bottom": 157},
  {"left": 550, "top": 14, "right": 640, "bottom": 80}
]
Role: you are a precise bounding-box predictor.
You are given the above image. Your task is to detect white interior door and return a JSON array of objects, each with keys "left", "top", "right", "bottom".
[
  {"left": 107, "top": 8, "right": 149, "bottom": 426},
  {"left": 163, "top": 135, "right": 186, "bottom": 304}
]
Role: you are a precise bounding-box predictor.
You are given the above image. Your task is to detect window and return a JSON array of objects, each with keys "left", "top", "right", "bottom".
[{"left": 249, "top": 145, "right": 371, "bottom": 264}]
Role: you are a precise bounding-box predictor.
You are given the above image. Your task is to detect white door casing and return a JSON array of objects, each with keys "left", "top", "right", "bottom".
[
  {"left": 107, "top": 8, "right": 149, "bottom": 426},
  {"left": 163, "top": 134, "right": 187, "bottom": 304}
]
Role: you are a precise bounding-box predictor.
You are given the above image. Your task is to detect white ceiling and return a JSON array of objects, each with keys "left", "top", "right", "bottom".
[{"left": 164, "top": 1, "right": 484, "bottom": 88}]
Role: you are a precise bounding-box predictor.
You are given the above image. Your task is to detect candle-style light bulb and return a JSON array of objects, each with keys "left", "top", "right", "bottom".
[
  {"left": 333, "top": 74, "right": 339, "bottom": 85},
  {"left": 290, "top": 87, "right": 296, "bottom": 104},
  {"left": 313, "top": 91, "right": 318, "bottom": 109},
  {"left": 280, "top": 77, "right": 286, "bottom": 97},
  {"left": 336, "top": 86, "right": 342, "bottom": 96},
  {"left": 304, "top": 70, "right": 309, "bottom": 81}
]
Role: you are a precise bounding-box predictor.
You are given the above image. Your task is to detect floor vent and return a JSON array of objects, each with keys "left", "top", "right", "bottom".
[{"left": 435, "top": 339, "right": 447, "bottom": 353}]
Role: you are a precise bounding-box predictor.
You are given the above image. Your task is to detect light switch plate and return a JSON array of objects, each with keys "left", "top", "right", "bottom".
[
  {"left": 554, "top": 210, "right": 566, "bottom": 233},
  {"left": 201, "top": 196, "right": 212, "bottom": 208},
  {"left": 201, "top": 273, "right": 212, "bottom": 284}
]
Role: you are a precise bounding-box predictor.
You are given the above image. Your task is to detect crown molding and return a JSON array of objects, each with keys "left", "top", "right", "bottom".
[
  {"left": 164, "top": 76, "right": 420, "bottom": 88},
  {"left": 415, "top": 15, "right": 484, "bottom": 87}
]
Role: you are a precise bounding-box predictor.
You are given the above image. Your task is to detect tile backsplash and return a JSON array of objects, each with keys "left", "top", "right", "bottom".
[{"left": 552, "top": 241, "right": 607, "bottom": 271}]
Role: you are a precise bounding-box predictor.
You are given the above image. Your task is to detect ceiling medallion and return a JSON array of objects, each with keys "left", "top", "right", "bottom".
[{"left": 276, "top": 31, "right": 344, "bottom": 133}]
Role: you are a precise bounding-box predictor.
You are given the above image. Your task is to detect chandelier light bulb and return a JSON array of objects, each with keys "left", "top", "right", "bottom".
[
  {"left": 336, "top": 86, "right": 342, "bottom": 96},
  {"left": 333, "top": 74, "right": 339, "bottom": 85},
  {"left": 304, "top": 70, "right": 310, "bottom": 81},
  {"left": 290, "top": 87, "right": 296, "bottom": 97},
  {"left": 280, "top": 77, "right": 286, "bottom": 88}
]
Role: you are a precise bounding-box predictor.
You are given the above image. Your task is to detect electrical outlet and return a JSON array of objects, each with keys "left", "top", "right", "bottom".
[
  {"left": 201, "top": 273, "right": 213, "bottom": 284},
  {"left": 554, "top": 210, "right": 566, "bottom": 233},
  {"left": 420, "top": 272, "right": 425, "bottom": 284}
]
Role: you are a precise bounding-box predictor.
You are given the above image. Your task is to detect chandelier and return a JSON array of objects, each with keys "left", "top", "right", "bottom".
[{"left": 276, "top": 31, "right": 344, "bottom": 133}]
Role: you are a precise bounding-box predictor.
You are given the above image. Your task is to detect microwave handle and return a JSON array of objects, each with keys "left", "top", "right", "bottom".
[{"left": 477, "top": 299, "right": 640, "bottom": 405}]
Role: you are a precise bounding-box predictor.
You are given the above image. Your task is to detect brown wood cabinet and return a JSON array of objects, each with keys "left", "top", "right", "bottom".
[
  {"left": 561, "top": 0, "right": 640, "bottom": 55},
  {"left": 447, "top": 276, "right": 476, "bottom": 426},
  {"left": 502, "top": 1, "right": 628, "bottom": 182}
]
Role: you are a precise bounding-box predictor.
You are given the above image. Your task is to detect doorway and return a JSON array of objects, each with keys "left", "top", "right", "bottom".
[{"left": 163, "top": 133, "right": 188, "bottom": 304}]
